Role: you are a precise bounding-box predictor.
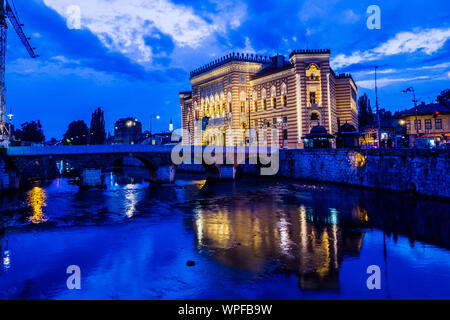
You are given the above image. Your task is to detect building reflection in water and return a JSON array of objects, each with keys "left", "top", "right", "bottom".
[
  {"left": 27, "top": 187, "right": 48, "bottom": 224},
  {"left": 194, "top": 200, "right": 366, "bottom": 291}
]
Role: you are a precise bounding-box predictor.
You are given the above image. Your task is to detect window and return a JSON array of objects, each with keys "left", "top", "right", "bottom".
[
  {"left": 241, "top": 101, "right": 245, "bottom": 113},
  {"left": 272, "top": 117, "right": 277, "bottom": 126},
  {"left": 414, "top": 120, "right": 421, "bottom": 130},
  {"left": 239, "top": 75, "right": 247, "bottom": 84},
  {"left": 282, "top": 95, "right": 287, "bottom": 108},
  {"left": 272, "top": 97, "right": 277, "bottom": 109},
  {"left": 283, "top": 116, "right": 288, "bottom": 124},
  {"left": 254, "top": 101, "right": 258, "bottom": 112},
  {"left": 263, "top": 99, "right": 267, "bottom": 111},
  {"left": 283, "top": 129, "right": 288, "bottom": 140},
  {"left": 406, "top": 120, "right": 411, "bottom": 131},
  {"left": 436, "top": 119, "right": 442, "bottom": 129},
  {"left": 311, "top": 112, "right": 319, "bottom": 121},
  {"left": 310, "top": 92, "right": 316, "bottom": 105},
  {"left": 228, "top": 103, "right": 232, "bottom": 113},
  {"left": 425, "top": 119, "right": 432, "bottom": 130}
]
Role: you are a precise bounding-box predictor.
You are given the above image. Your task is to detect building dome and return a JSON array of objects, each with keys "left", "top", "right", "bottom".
[
  {"left": 310, "top": 125, "right": 328, "bottom": 134},
  {"left": 338, "top": 122, "right": 357, "bottom": 133}
]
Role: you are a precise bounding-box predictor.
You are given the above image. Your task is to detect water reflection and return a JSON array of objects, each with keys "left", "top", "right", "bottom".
[
  {"left": 0, "top": 171, "right": 449, "bottom": 299},
  {"left": 27, "top": 187, "right": 48, "bottom": 224}
]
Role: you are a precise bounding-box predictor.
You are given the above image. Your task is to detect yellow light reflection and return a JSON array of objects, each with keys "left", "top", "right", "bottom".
[
  {"left": 27, "top": 187, "right": 48, "bottom": 224},
  {"left": 124, "top": 184, "right": 139, "bottom": 218}
]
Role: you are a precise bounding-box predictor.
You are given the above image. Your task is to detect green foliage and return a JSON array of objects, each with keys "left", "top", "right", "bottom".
[
  {"left": 436, "top": 89, "right": 450, "bottom": 106},
  {"left": 19, "top": 121, "right": 45, "bottom": 143},
  {"left": 358, "top": 94, "right": 374, "bottom": 128},
  {"left": 89, "top": 107, "right": 106, "bottom": 145},
  {"left": 63, "top": 120, "right": 89, "bottom": 145}
]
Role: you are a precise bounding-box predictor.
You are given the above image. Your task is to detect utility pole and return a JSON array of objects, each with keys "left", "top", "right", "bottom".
[
  {"left": 247, "top": 93, "right": 252, "bottom": 146},
  {"left": 401, "top": 86, "right": 419, "bottom": 144},
  {"left": 375, "top": 66, "right": 381, "bottom": 148}
]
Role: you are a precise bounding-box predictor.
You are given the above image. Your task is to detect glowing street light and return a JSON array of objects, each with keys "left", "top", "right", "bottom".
[{"left": 150, "top": 114, "right": 160, "bottom": 134}]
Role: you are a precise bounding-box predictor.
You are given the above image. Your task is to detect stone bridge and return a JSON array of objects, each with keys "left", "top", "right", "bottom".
[{"left": 3, "top": 145, "right": 277, "bottom": 187}]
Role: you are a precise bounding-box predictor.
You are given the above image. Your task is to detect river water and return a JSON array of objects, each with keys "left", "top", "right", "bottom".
[{"left": 0, "top": 169, "right": 449, "bottom": 299}]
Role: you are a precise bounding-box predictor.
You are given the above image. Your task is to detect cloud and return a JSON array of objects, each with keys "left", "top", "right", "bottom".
[
  {"left": 42, "top": 0, "right": 247, "bottom": 66},
  {"left": 332, "top": 28, "right": 450, "bottom": 69},
  {"left": 341, "top": 9, "right": 360, "bottom": 24},
  {"left": 352, "top": 62, "right": 450, "bottom": 77},
  {"left": 357, "top": 76, "right": 430, "bottom": 89}
]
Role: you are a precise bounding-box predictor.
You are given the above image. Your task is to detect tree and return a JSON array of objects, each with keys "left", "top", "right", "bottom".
[
  {"left": 89, "top": 107, "right": 106, "bottom": 145},
  {"left": 20, "top": 121, "right": 45, "bottom": 143},
  {"left": 437, "top": 89, "right": 450, "bottom": 106},
  {"left": 63, "top": 120, "right": 89, "bottom": 145},
  {"left": 358, "top": 94, "right": 374, "bottom": 128}
]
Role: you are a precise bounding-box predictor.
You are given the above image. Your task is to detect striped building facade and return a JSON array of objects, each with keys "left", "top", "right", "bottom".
[{"left": 180, "top": 50, "right": 358, "bottom": 148}]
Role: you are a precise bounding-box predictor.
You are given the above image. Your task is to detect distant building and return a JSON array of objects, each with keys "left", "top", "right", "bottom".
[
  {"left": 360, "top": 119, "right": 406, "bottom": 149},
  {"left": 114, "top": 117, "right": 142, "bottom": 144},
  {"left": 397, "top": 103, "right": 450, "bottom": 147},
  {"left": 180, "top": 50, "right": 358, "bottom": 148}
]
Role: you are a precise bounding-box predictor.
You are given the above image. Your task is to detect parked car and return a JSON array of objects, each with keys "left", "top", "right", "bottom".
[{"left": 434, "top": 143, "right": 450, "bottom": 149}]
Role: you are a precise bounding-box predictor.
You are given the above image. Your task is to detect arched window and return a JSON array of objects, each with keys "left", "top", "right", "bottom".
[
  {"left": 281, "top": 83, "right": 287, "bottom": 108},
  {"left": 261, "top": 88, "right": 267, "bottom": 111},
  {"left": 240, "top": 91, "right": 246, "bottom": 113},
  {"left": 311, "top": 112, "right": 319, "bottom": 121},
  {"left": 270, "top": 85, "right": 276, "bottom": 97}
]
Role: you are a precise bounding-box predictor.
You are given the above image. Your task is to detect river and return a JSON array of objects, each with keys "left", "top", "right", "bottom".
[{"left": 0, "top": 169, "right": 449, "bottom": 299}]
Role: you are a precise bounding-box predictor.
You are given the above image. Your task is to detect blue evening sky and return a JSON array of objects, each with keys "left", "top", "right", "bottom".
[{"left": 6, "top": 0, "right": 450, "bottom": 138}]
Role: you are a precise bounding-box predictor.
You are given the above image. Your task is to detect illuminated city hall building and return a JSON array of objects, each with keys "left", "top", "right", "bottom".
[{"left": 180, "top": 50, "right": 358, "bottom": 148}]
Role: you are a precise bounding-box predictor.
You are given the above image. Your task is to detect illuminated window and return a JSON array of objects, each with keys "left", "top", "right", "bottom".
[
  {"left": 282, "top": 95, "right": 287, "bottom": 107},
  {"left": 241, "top": 101, "right": 245, "bottom": 113},
  {"left": 263, "top": 99, "right": 267, "bottom": 111},
  {"left": 254, "top": 101, "right": 258, "bottom": 112},
  {"left": 310, "top": 92, "right": 316, "bottom": 105},
  {"left": 414, "top": 120, "right": 421, "bottom": 130}
]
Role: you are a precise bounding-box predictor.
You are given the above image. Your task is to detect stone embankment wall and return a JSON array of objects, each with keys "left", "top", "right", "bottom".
[
  {"left": 0, "top": 149, "right": 18, "bottom": 192},
  {"left": 276, "top": 149, "right": 450, "bottom": 199}
]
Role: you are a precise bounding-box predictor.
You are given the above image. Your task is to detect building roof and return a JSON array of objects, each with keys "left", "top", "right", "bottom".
[
  {"left": 251, "top": 64, "right": 294, "bottom": 81},
  {"left": 338, "top": 122, "right": 358, "bottom": 133},
  {"left": 303, "top": 125, "right": 335, "bottom": 139},
  {"left": 397, "top": 103, "right": 450, "bottom": 118},
  {"left": 189, "top": 52, "right": 275, "bottom": 78}
]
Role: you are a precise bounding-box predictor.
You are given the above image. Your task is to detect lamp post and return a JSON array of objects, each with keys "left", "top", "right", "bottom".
[
  {"left": 247, "top": 93, "right": 252, "bottom": 146},
  {"left": 401, "top": 87, "right": 419, "bottom": 135},
  {"left": 374, "top": 66, "right": 381, "bottom": 148},
  {"left": 150, "top": 114, "right": 160, "bottom": 134},
  {"left": 7, "top": 110, "right": 13, "bottom": 139}
]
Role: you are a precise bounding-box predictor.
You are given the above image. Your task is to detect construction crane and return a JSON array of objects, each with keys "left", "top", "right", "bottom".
[{"left": 0, "top": 0, "right": 37, "bottom": 142}]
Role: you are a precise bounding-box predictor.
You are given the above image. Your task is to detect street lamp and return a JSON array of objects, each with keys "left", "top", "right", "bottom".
[
  {"left": 247, "top": 93, "right": 252, "bottom": 146},
  {"left": 150, "top": 114, "right": 160, "bottom": 134},
  {"left": 374, "top": 66, "right": 381, "bottom": 148},
  {"left": 401, "top": 87, "right": 419, "bottom": 137}
]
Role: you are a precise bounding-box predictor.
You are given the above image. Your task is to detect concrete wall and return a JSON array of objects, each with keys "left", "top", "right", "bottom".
[{"left": 273, "top": 149, "right": 450, "bottom": 199}]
